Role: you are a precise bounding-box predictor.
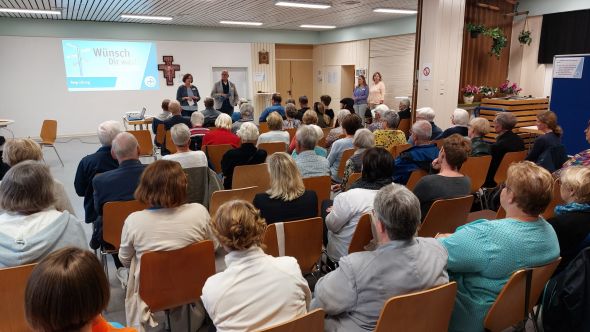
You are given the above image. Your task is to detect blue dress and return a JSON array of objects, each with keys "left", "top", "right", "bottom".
[{"left": 439, "top": 218, "right": 559, "bottom": 332}]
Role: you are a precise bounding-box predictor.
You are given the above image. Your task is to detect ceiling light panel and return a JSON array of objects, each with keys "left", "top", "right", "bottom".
[{"left": 275, "top": 1, "right": 331, "bottom": 9}]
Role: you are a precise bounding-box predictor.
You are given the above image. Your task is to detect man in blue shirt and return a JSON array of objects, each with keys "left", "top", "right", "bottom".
[
  {"left": 393, "top": 120, "right": 439, "bottom": 185},
  {"left": 259, "top": 93, "right": 285, "bottom": 122}
]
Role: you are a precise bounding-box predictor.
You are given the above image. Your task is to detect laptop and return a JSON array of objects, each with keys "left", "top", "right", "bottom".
[{"left": 126, "top": 107, "right": 146, "bottom": 121}]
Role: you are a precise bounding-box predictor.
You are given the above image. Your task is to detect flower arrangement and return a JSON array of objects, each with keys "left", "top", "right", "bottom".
[
  {"left": 484, "top": 27, "right": 508, "bottom": 58},
  {"left": 498, "top": 80, "right": 522, "bottom": 95},
  {"left": 461, "top": 85, "right": 480, "bottom": 97},
  {"left": 479, "top": 86, "right": 496, "bottom": 97},
  {"left": 466, "top": 23, "right": 486, "bottom": 38},
  {"left": 518, "top": 30, "right": 532, "bottom": 45}
]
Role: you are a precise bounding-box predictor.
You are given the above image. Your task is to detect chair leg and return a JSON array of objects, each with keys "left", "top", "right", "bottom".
[
  {"left": 165, "top": 309, "right": 172, "bottom": 332},
  {"left": 51, "top": 145, "right": 64, "bottom": 167},
  {"left": 187, "top": 304, "right": 191, "bottom": 332}
]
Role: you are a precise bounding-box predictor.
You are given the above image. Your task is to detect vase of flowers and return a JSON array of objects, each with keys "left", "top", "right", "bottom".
[
  {"left": 461, "top": 85, "right": 479, "bottom": 104},
  {"left": 479, "top": 86, "right": 496, "bottom": 99},
  {"left": 498, "top": 80, "right": 522, "bottom": 97}
]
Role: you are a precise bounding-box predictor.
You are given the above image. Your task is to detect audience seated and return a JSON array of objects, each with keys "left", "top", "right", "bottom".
[
  {"left": 25, "top": 247, "right": 134, "bottom": 332},
  {"left": 289, "top": 110, "right": 326, "bottom": 155},
  {"left": 321, "top": 95, "right": 335, "bottom": 123},
  {"left": 313, "top": 102, "right": 330, "bottom": 128},
  {"left": 415, "top": 107, "right": 442, "bottom": 140},
  {"left": 526, "top": 110, "right": 568, "bottom": 172},
  {"left": 202, "top": 200, "right": 311, "bottom": 331},
  {"left": 295, "top": 95, "right": 311, "bottom": 120},
  {"left": 283, "top": 103, "right": 301, "bottom": 129},
  {"left": 294, "top": 125, "right": 330, "bottom": 178},
  {"left": 326, "top": 148, "right": 394, "bottom": 261},
  {"left": 75, "top": 121, "right": 122, "bottom": 223},
  {"left": 189, "top": 111, "right": 209, "bottom": 150},
  {"left": 368, "top": 104, "right": 388, "bottom": 132},
  {"left": 484, "top": 112, "right": 525, "bottom": 187},
  {"left": 162, "top": 100, "right": 192, "bottom": 156},
  {"left": 328, "top": 113, "right": 362, "bottom": 183},
  {"left": 233, "top": 98, "right": 249, "bottom": 123},
  {"left": 392, "top": 120, "right": 439, "bottom": 185},
  {"left": 339, "top": 97, "right": 355, "bottom": 115},
  {"left": 4, "top": 138, "right": 75, "bottom": 215},
  {"left": 437, "top": 161, "right": 559, "bottom": 332},
  {"left": 201, "top": 97, "right": 221, "bottom": 128},
  {"left": 162, "top": 124, "right": 208, "bottom": 168},
  {"left": 435, "top": 108, "right": 469, "bottom": 140},
  {"left": 257, "top": 112, "right": 290, "bottom": 146},
  {"left": 151, "top": 99, "right": 172, "bottom": 145},
  {"left": 468, "top": 117, "right": 491, "bottom": 156},
  {"left": 555, "top": 119, "right": 590, "bottom": 175},
  {"left": 220, "top": 122, "right": 267, "bottom": 189},
  {"left": 259, "top": 93, "right": 286, "bottom": 122},
  {"left": 119, "top": 160, "right": 217, "bottom": 330},
  {"left": 202, "top": 113, "right": 240, "bottom": 149},
  {"left": 374, "top": 110, "right": 406, "bottom": 150},
  {"left": 340, "top": 129, "right": 375, "bottom": 192},
  {"left": 413, "top": 134, "right": 472, "bottom": 218},
  {"left": 91, "top": 133, "right": 146, "bottom": 257},
  {"left": 312, "top": 183, "right": 448, "bottom": 331},
  {"left": 253, "top": 152, "right": 318, "bottom": 224},
  {"left": 232, "top": 103, "right": 256, "bottom": 134},
  {"left": 0, "top": 161, "right": 87, "bottom": 268},
  {"left": 548, "top": 166, "right": 590, "bottom": 273},
  {"left": 325, "top": 109, "right": 348, "bottom": 150},
  {"left": 397, "top": 97, "right": 412, "bottom": 120}
]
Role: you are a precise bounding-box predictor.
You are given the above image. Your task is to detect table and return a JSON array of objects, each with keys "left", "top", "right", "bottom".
[
  {"left": 123, "top": 116, "right": 153, "bottom": 131},
  {"left": 0, "top": 119, "right": 15, "bottom": 138},
  {"left": 517, "top": 125, "right": 543, "bottom": 135}
]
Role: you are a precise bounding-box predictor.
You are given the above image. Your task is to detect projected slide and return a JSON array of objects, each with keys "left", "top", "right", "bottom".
[{"left": 62, "top": 40, "right": 159, "bottom": 91}]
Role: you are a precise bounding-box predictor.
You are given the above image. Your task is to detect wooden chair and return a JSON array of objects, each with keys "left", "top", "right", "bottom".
[
  {"left": 431, "top": 139, "right": 444, "bottom": 149},
  {"left": 493, "top": 150, "right": 527, "bottom": 185},
  {"left": 259, "top": 122, "right": 270, "bottom": 134},
  {"left": 127, "top": 130, "right": 156, "bottom": 160},
  {"left": 156, "top": 124, "right": 166, "bottom": 147},
  {"left": 348, "top": 214, "right": 373, "bottom": 254},
  {"left": 165, "top": 130, "right": 177, "bottom": 154},
  {"left": 139, "top": 241, "right": 216, "bottom": 332},
  {"left": 302, "top": 176, "right": 331, "bottom": 217},
  {"left": 285, "top": 128, "right": 297, "bottom": 141},
  {"left": 203, "top": 144, "right": 233, "bottom": 173},
  {"left": 467, "top": 206, "right": 506, "bottom": 222},
  {"left": 389, "top": 143, "right": 412, "bottom": 158},
  {"left": 258, "top": 142, "right": 287, "bottom": 156},
  {"left": 405, "top": 169, "right": 428, "bottom": 191},
  {"left": 232, "top": 163, "right": 270, "bottom": 192},
  {"left": 0, "top": 263, "right": 36, "bottom": 332},
  {"left": 209, "top": 186, "right": 259, "bottom": 217},
  {"left": 347, "top": 172, "right": 362, "bottom": 189},
  {"left": 255, "top": 308, "right": 325, "bottom": 332},
  {"left": 397, "top": 118, "right": 412, "bottom": 137},
  {"left": 39, "top": 119, "right": 64, "bottom": 166},
  {"left": 263, "top": 217, "right": 323, "bottom": 274},
  {"left": 374, "top": 282, "right": 457, "bottom": 332},
  {"left": 460, "top": 155, "right": 492, "bottom": 194},
  {"left": 337, "top": 148, "right": 356, "bottom": 179},
  {"left": 542, "top": 179, "right": 564, "bottom": 219},
  {"left": 484, "top": 258, "right": 561, "bottom": 332},
  {"left": 418, "top": 196, "right": 474, "bottom": 237}
]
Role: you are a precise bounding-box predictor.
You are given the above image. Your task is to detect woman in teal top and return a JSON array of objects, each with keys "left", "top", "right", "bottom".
[{"left": 437, "top": 161, "right": 560, "bottom": 332}]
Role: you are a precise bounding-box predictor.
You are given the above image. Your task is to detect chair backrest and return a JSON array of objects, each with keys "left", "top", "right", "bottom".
[
  {"left": 209, "top": 186, "right": 259, "bottom": 217},
  {"left": 374, "top": 282, "right": 457, "bottom": 332},
  {"left": 397, "top": 118, "right": 412, "bottom": 137},
  {"left": 484, "top": 269, "right": 528, "bottom": 332},
  {"left": 258, "top": 142, "right": 287, "bottom": 156},
  {"left": 40, "top": 119, "right": 57, "bottom": 143},
  {"left": 405, "top": 169, "right": 429, "bottom": 191},
  {"left": 263, "top": 217, "right": 323, "bottom": 274},
  {"left": 139, "top": 241, "right": 216, "bottom": 312},
  {"left": 165, "top": 130, "right": 177, "bottom": 154},
  {"left": 348, "top": 214, "right": 373, "bottom": 254},
  {"left": 0, "top": 263, "right": 36, "bottom": 332},
  {"left": 156, "top": 124, "right": 166, "bottom": 145},
  {"left": 259, "top": 122, "right": 270, "bottom": 134},
  {"left": 494, "top": 150, "right": 527, "bottom": 185},
  {"left": 302, "top": 176, "right": 331, "bottom": 217},
  {"left": 460, "top": 155, "right": 492, "bottom": 193},
  {"left": 103, "top": 200, "right": 148, "bottom": 251},
  {"left": 389, "top": 143, "right": 412, "bottom": 159},
  {"left": 347, "top": 172, "right": 362, "bottom": 189},
  {"left": 431, "top": 139, "right": 444, "bottom": 149},
  {"left": 127, "top": 130, "right": 154, "bottom": 157},
  {"left": 337, "top": 148, "right": 356, "bottom": 179},
  {"left": 527, "top": 258, "right": 562, "bottom": 313},
  {"left": 255, "top": 308, "right": 325, "bottom": 332},
  {"left": 203, "top": 144, "right": 233, "bottom": 173},
  {"left": 232, "top": 163, "right": 270, "bottom": 192},
  {"left": 285, "top": 128, "right": 297, "bottom": 141},
  {"left": 542, "top": 180, "right": 564, "bottom": 219},
  {"left": 419, "top": 195, "right": 474, "bottom": 237}
]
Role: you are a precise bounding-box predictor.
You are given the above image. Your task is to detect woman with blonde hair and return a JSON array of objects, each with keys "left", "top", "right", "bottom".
[
  {"left": 202, "top": 200, "right": 311, "bottom": 331},
  {"left": 257, "top": 111, "right": 290, "bottom": 146},
  {"left": 527, "top": 110, "right": 567, "bottom": 171},
  {"left": 119, "top": 160, "right": 217, "bottom": 331},
  {"left": 468, "top": 117, "right": 491, "bottom": 156},
  {"left": 253, "top": 152, "right": 318, "bottom": 224},
  {"left": 368, "top": 72, "right": 385, "bottom": 109}
]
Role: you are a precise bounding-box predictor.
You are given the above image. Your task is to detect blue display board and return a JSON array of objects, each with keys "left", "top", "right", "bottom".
[{"left": 550, "top": 54, "right": 590, "bottom": 155}]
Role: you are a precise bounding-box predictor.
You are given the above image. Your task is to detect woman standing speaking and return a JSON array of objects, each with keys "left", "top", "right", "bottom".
[
  {"left": 176, "top": 73, "right": 200, "bottom": 117},
  {"left": 368, "top": 72, "right": 385, "bottom": 110}
]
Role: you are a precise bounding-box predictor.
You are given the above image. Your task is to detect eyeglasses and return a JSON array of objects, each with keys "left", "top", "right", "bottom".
[{"left": 500, "top": 183, "right": 512, "bottom": 192}]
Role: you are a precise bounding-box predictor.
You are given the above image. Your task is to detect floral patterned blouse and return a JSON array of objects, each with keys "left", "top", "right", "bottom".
[{"left": 374, "top": 129, "right": 407, "bottom": 150}]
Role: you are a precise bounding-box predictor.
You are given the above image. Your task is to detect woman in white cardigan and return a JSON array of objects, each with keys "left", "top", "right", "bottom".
[
  {"left": 202, "top": 200, "right": 311, "bottom": 332},
  {"left": 119, "top": 160, "right": 218, "bottom": 331}
]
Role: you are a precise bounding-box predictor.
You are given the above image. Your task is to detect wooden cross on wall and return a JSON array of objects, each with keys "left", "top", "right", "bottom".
[{"left": 158, "top": 56, "right": 180, "bottom": 86}]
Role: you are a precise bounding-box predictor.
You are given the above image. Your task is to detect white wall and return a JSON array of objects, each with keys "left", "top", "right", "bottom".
[
  {"left": 519, "top": 0, "right": 590, "bottom": 16},
  {"left": 0, "top": 36, "right": 251, "bottom": 138}
]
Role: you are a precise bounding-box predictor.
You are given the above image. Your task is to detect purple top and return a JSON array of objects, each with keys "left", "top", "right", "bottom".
[{"left": 353, "top": 85, "right": 369, "bottom": 105}]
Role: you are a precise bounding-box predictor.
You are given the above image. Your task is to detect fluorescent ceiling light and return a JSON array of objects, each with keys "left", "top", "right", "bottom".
[
  {"left": 0, "top": 8, "right": 61, "bottom": 15},
  {"left": 220, "top": 21, "right": 263, "bottom": 26},
  {"left": 300, "top": 24, "right": 336, "bottom": 29},
  {"left": 120, "top": 14, "right": 172, "bottom": 21},
  {"left": 373, "top": 8, "right": 417, "bottom": 14},
  {"left": 275, "top": 1, "right": 331, "bottom": 9}
]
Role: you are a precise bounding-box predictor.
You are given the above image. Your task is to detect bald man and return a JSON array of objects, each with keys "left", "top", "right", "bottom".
[{"left": 211, "top": 70, "right": 239, "bottom": 116}]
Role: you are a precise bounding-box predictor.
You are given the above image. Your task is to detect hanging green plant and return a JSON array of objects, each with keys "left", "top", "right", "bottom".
[
  {"left": 466, "top": 23, "right": 486, "bottom": 38},
  {"left": 518, "top": 30, "right": 532, "bottom": 45},
  {"left": 483, "top": 27, "right": 508, "bottom": 58}
]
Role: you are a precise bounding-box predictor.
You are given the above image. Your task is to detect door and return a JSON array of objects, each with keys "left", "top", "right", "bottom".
[
  {"left": 291, "top": 61, "right": 313, "bottom": 102},
  {"left": 276, "top": 60, "right": 291, "bottom": 100},
  {"left": 341, "top": 65, "right": 356, "bottom": 101}
]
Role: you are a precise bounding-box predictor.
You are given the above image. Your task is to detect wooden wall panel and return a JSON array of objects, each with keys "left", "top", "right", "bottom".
[{"left": 459, "top": 0, "right": 515, "bottom": 102}]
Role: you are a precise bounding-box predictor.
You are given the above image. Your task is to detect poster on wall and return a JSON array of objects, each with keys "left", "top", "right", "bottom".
[{"left": 553, "top": 57, "right": 584, "bottom": 79}]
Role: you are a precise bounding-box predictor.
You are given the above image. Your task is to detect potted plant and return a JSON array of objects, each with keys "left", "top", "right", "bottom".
[
  {"left": 461, "top": 85, "right": 479, "bottom": 104},
  {"left": 479, "top": 86, "right": 496, "bottom": 99},
  {"left": 518, "top": 30, "right": 532, "bottom": 45},
  {"left": 498, "top": 80, "right": 522, "bottom": 97},
  {"left": 466, "top": 23, "right": 486, "bottom": 38},
  {"left": 484, "top": 27, "right": 508, "bottom": 58}
]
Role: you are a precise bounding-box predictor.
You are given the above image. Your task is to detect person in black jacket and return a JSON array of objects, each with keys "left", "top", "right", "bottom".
[
  {"left": 435, "top": 108, "right": 469, "bottom": 139},
  {"left": 162, "top": 100, "right": 192, "bottom": 156},
  {"left": 484, "top": 112, "right": 525, "bottom": 187},
  {"left": 220, "top": 122, "right": 267, "bottom": 189}
]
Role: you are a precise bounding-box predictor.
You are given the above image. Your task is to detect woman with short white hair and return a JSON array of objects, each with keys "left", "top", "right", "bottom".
[
  {"left": 435, "top": 108, "right": 469, "bottom": 140},
  {"left": 202, "top": 113, "right": 240, "bottom": 148},
  {"left": 374, "top": 110, "right": 406, "bottom": 150},
  {"left": 415, "top": 107, "right": 442, "bottom": 139},
  {"left": 232, "top": 103, "right": 256, "bottom": 134},
  {"left": 220, "top": 122, "right": 267, "bottom": 189},
  {"left": 162, "top": 124, "right": 208, "bottom": 169}
]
